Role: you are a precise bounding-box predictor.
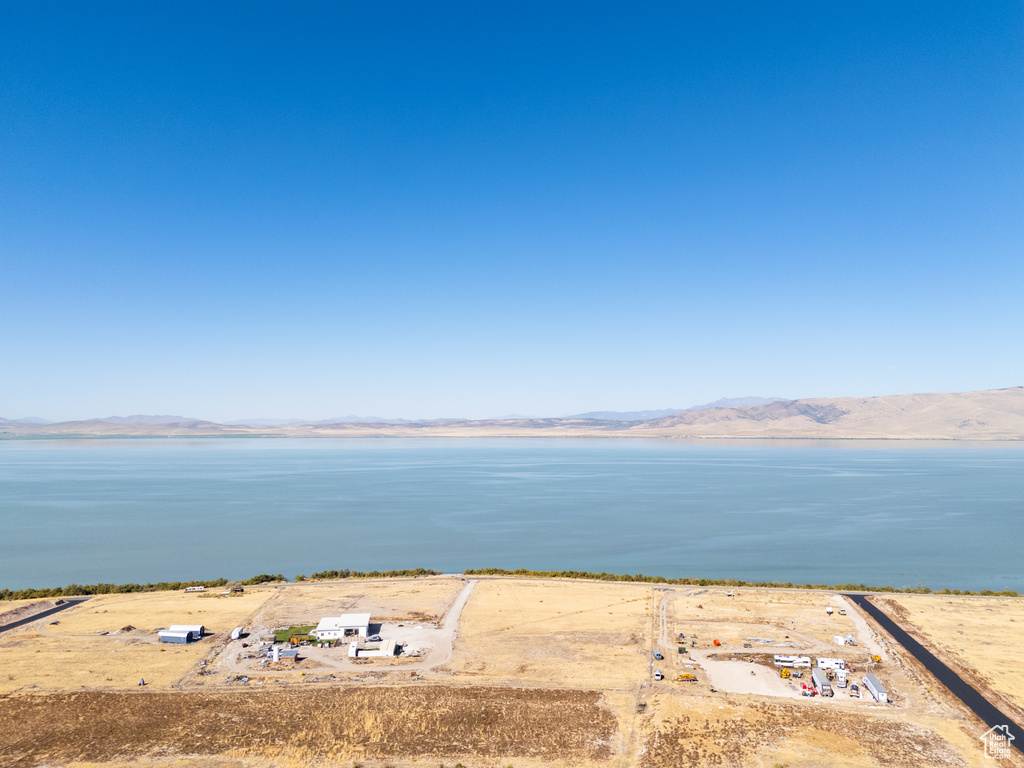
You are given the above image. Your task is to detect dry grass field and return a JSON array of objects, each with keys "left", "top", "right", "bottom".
[
  {"left": 445, "top": 578, "right": 655, "bottom": 689},
  {"left": 1, "top": 579, "right": 1020, "bottom": 768},
  {"left": 881, "top": 594, "right": 1024, "bottom": 723},
  {"left": 640, "top": 693, "right": 996, "bottom": 768},
  {"left": 0, "top": 590, "right": 271, "bottom": 693},
  {"left": 256, "top": 577, "right": 463, "bottom": 629},
  {"left": 0, "top": 686, "right": 616, "bottom": 768}
]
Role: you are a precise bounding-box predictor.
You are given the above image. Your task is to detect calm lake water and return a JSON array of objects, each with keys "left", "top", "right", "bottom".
[{"left": 1, "top": 438, "right": 1022, "bottom": 592}]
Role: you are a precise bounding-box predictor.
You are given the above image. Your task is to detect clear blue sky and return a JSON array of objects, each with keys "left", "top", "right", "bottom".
[{"left": 2, "top": 2, "right": 1021, "bottom": 421}]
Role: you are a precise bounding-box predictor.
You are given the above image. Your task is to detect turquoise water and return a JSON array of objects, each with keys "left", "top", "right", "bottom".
[{"left": 1, "top": 438, "right": 1021, "bottom": 592}]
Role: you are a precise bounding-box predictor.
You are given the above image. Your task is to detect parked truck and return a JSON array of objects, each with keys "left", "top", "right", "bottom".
[{"left": 811, "top": 668, "right": 834, "bottom": 697}]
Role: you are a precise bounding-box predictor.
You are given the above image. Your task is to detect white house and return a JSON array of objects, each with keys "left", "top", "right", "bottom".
[{"left": 312, "top": 613, "right": 371, "bottom": 640}]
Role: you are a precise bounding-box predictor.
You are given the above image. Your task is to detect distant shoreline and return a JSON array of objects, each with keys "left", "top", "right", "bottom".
[
  {"left": 3, "top": 386, "right": 1022, "bottom": 440},
  {"left": 3, "top": 433, "right": 1023, "bottom": 442}
]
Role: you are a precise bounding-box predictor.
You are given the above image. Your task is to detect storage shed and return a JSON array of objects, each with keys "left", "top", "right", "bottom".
[
  {"left": 313, "top": 613, "right": 371, "bottom": 640},
  {"left": 158, "top": 630, "right": 195, "bottom": 644},
  {"left": 348, "top": 637, "right": 397, "bottom": 657}
]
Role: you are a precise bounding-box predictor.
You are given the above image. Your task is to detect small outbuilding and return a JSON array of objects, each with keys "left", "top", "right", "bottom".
[
  {"left": 348, "top": 638, "right": 397, "bottom": 657},
  {"left": 313, "top": 613, "right": 371, "bottom": 640},
  {"left": 158, "top": 630, "right": 196, "bottom": 644}
]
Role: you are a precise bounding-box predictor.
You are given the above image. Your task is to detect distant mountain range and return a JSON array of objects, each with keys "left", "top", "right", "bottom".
[
  {"left": 222, "top": 416, "right": 406, "bottom": 426},
  {"left": 574, "top": 397, "right": 787, "bottom": 421},
  {"left": 571, "top": 409, "right": 681, "bottom": 421},
  {"left": 95, "top": 415, "right": 199, "bottom": 425},
  {"left": 3, "top": 388, "right": 1022, "bottom": 439},
  {"left": 687, "top": 396, "right": 788, "bottom": 411}
]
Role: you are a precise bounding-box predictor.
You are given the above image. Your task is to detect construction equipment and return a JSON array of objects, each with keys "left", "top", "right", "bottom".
[
  {"left": 713, "top": 639, "right": 721, "bottom": 647},
  {"left": 780, "top": 668, "right": 791, "bottom": 679},
  {"left": 676, "top": 673, "right": 697, "bottom": 682},
  {"left": 870, "top": 655, "right": 882, "bottom": 663}
]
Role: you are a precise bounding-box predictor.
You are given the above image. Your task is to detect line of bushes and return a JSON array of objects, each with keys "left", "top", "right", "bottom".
[
  {"left": 461, "top": 568, "right": 1020, "bottom": 597},
  {"left": 307, "top": 567, "right": 442, "bottom": 581},
  {"left": 0, "top": 578, "right": 230, "bottom": 601},
  {"left": 241, "top": 573, "right": 286, "bottom": 585}
]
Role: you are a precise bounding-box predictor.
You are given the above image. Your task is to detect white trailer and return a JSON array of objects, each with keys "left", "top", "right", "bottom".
[
  {"left": 834, "top": 635, "right": 846, "bottom": 646},
  {"left": 816, "top": 657, "right": 846, "bottom": 670},
  {"left": 863, "top": 674, "right": 888, "bottom": 702},
  {"left": 811, "top": 668, "right": 833, "bottom": 697},
  {"left": 773, "top": 654, "right": 812, "bottom": 668}
]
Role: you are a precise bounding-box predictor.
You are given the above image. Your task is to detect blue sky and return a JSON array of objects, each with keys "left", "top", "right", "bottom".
[{"left": 2, "top": 2, "right": 1022, "bottom": 421}]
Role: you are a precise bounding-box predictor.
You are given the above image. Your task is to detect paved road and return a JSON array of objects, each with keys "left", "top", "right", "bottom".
[
  {"left": 0, "top": 598, "right": 90, "bottom": 634},
  {"left": 846, "top": 593, "right": 1022, "bottom": 756}
]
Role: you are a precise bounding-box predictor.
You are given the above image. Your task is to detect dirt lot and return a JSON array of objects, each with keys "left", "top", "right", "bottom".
[
  {"left": 0, "top": 590, "right": 271, "bottom": 693},
  {"left": 668, "top": 588, "right": 863, "bottom": 651},
  {"left": 881, "top": 594, "right": 1024, "bottom": 724}
]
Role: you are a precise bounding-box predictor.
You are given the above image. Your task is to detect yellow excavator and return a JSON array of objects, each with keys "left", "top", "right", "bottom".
[
  {"left": 676, "top": 673, "right": 697, "bottom": 682},
  {"left": 780, "top": 668, "right": 791, "bottom": 679},
  {"left": 870, "top": 655, "right": 882, "bottom": 663}
]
